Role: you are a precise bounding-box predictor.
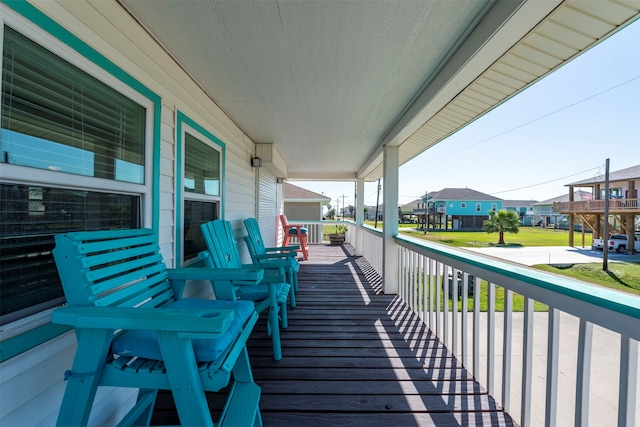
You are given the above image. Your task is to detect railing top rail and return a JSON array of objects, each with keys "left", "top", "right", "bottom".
[{"left": 395, "top": 234, "right": 640, "bottom": 330}]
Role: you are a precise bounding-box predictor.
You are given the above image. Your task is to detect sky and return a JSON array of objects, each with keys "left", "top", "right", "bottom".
[{"left": 291, "top": 18, "right": 640, "bottom": 211}]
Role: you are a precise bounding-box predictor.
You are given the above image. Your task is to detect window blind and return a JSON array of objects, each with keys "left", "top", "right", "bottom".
[
  {"left": 0, "top": 184, "right": 140, "bottom": 325},
  {"left": 1, "top": 27, "right": 145, "bottom": 183},
  {"left": 184, "top": 133, "right": 220, "bottom": 196}
]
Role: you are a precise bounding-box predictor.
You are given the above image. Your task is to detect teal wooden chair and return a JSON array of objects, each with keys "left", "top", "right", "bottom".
[
  {"left": 243, "top": 217, "right": 299, "bottom": 295},
  {"left": 200, "top": 220, "right": 291, "bottom": 360},
  {"left": 51, "top": 228, "right": 263, "bottom": 427}
]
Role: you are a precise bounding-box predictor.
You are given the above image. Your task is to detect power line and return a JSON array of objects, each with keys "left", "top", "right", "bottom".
[
  {"left": 404, "top": 75, "right": 640, "bottom": 169},
  {"left": 489, "top": 166, "right": 602, "bottom": 195}
]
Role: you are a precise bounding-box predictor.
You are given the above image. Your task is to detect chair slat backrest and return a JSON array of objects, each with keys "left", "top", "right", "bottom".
[
  {"left": 53, "top": 228, "right": 175, "bottom": 309},
  {"left": 200, "top": 220, "right": 243, "bottom": 269},
  {"left": 279, "top": 214, "right": 290, "bottom": 230},
  {"left": 243, "top": 218, "right": 267, "bottom": 259}
]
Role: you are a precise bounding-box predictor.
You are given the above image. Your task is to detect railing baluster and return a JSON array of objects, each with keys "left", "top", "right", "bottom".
[
  {"left": 502, "top": 288, "right": 513, "bottom": 412},
  {"left": 521, "top": 297, "right": 534, "bottom": 427},
  {"left": 411, "top": 252, "right": 422, "bottom": 316},
  {"left": 428, "top": 258, "right": 434, "bottom": 329},
  {"left": 461, "top": 272, "right": 469, "bottom": 368},
  {"left": 452, "top": 268, "right": 459, "bottom": 359},
  {"left": 545, "top": 307, "right": 560, "bottom": 427},
  {"left": 473, "top": 275, "right": 480, "bottom": 378},
  {"left": 443, "top": 263, "right": 449, "bottom": 348},
  {"left": 417, "top": 254, "right": 423, "bottom": 321},
  {"left": 487, "top": 282, "right": 495, "bottom": 395},
  {"left": 410, "top": 252, "right": 415, "bottom": 315},
  {"left": 575, "top": 319, "right": 592, "bottom": 427},
  {"left": 618, "top": 335, "right": 638, "bottom": 427},
  {"left": 435, "top": 261, "right": 441, "bottom": 337}
]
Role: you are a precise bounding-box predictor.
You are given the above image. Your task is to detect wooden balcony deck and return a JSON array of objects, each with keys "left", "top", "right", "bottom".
[{"left": 151, "top": 244, "right": 516, "bottom": 426}]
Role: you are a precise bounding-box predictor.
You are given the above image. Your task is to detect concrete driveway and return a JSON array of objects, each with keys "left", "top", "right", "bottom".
[{"left": 466, "top": 245, "right": 640, "bottom": 266}]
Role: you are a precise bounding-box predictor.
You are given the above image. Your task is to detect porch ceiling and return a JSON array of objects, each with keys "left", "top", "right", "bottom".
[{"left": 119, "top": 0, "right": 640, "bottom": 181}]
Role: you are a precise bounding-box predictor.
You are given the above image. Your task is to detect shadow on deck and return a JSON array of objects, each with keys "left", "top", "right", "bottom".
[{"left": 152, "top": 244, "right": 516, "bottom": 426}]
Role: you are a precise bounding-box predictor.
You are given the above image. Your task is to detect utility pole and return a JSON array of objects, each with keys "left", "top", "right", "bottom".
[
  {"left": 603, "top": 158, "right": 610, "bottom": 271},
  {"left": 340, "top": 194, "right": 347, "bottom": 220}
]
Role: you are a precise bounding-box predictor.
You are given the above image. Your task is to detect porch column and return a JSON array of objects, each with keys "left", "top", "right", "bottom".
[
  {"left": 355, "top": 178, "right": 365, "bottom": 256},
  {"left": 382, "top": 145, "right": 399, "bottom": 295}
]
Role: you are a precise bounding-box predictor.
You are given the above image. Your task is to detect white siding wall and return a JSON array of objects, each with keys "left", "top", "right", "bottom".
[
  {"left": 0, "top": 2, "right": 261, "bottom": 425},
  {"left": 258, "top": 169, "right": 278, "bottom": 248}
]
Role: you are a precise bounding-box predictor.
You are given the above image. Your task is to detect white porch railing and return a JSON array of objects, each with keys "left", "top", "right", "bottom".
[
  {"left": 357, "top": 228, "right": 639, "bottom": 427},
  {"left": 284, "top": 220, "right": 354, "bottom": 244}
]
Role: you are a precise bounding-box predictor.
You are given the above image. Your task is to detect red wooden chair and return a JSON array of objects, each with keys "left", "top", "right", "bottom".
[{"left": 279, "top": 214, "right": 309, "bottom": 260}]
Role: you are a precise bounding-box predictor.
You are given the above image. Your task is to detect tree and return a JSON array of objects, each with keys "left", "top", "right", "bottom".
[{"left": 482, "top": 209, "right": 519, "bottom": 245}]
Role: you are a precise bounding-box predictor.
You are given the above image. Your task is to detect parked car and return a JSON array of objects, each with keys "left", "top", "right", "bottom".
[{"left": 607, "top": 234, "right": 640, "bottom": 253}]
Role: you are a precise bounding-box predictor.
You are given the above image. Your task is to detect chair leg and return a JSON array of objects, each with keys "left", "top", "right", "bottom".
[
  {"left": 157, "top": 333, "right": 215, "bottom": 427},
  {"left": 125, "top": 389, "right": 158, "bottom": 427},
  {"left": 278, "top": 294, "right": 289, "bottom": 330},
  {"left": 231, "top": 346, "right": 255, "bottom": 383},
  {"left": 268, "top": 301, "right": 282, "bottom": 360},
  {"left": 286, "top": 269, "right": 296, "bottom": 308},
  {"left": 56, "top": 329, "right": 113, "bottom": 427},
  {"left": 299, "top": 234, "right": 309, "bottom": 260}
]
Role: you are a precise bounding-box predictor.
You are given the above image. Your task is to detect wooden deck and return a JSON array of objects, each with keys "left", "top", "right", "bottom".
[{"left": 152, "top": 244, "right": 516, "bottom": 426}]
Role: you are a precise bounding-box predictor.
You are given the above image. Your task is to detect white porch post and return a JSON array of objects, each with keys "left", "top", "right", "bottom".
[
  {"left": 382, "top": 145, "right": 399, "bottom": 294},
  {"left": 356, "top": 178, "right": 365, "bottom": 256}
]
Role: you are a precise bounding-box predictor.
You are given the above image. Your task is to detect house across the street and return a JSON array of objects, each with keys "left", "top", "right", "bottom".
[{"left": 415, "top": 188, "right": 502, "bottom": 231}]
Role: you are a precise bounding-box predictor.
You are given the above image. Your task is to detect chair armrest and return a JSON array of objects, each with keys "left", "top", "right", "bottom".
[
  {"left": 264, "top": 245, "right": 300, "bottom": 252},
  {"left": 167, "top": 267, "right": 264, "bottom": 282},
  {"left": 167, "top": 267, "right": 264, "bottom": 299},
  {"left": 252, "top": 253, "right": 296, "bottom": 262},
  {"left": 52, "top": 306, "right": 234, "bottom": 335}
]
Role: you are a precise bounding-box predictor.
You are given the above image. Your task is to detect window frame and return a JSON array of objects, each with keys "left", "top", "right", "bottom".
[
  {"left": 176, "top": 111, "right": 226, "bottom": 266},
  {"left": 0, "top": 7, "right": 161, "bottom": 359}
]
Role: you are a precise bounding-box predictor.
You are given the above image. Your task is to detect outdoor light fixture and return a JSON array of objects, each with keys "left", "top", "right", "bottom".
[
  {"left": 250, "top": 156, "right": 262, "bottom": 167},
  {"left": 277, "top": 177, "right": 284, "bottom": 184}
]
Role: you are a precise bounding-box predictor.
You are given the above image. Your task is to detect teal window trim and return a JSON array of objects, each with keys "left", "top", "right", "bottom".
[
  {"left": 0, "top": 324, "right": 72, "bottom": 363},
  {"left": 176, "top": 110, "right": 226, "bottom": 265},
  {"left": 1, "top": 0, "right": 162, "bottom": 357}
]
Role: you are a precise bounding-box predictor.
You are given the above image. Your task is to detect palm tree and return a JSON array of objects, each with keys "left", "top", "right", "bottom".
[{"left": 482, "top": 209, "right": 519, "bottom": 245}]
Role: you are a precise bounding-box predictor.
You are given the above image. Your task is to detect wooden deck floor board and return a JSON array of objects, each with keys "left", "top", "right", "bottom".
[{"left": 151, "top": 243, "right": 516, "bottom": 426}]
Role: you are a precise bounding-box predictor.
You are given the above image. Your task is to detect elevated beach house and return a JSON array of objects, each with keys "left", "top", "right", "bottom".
[
  {"left": 555, "top": 164, "right": 640, "bottom": 251},
  {"left": 1, "top": 1, "right": 639, "bottom": 426},
  {"left": 419, "top": 187, "right": 502, "bottom": 230}
]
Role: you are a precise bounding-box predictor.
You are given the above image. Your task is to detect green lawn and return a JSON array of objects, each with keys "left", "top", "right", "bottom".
[
  {"left": 416, "top": 276, "right": 549, "bottom": 313},
  {"left": 535, "top": 262, "right": 640, "bottom": 296},
  {"left": 400, "top": 226, "right": 591, "bottom": 247}
]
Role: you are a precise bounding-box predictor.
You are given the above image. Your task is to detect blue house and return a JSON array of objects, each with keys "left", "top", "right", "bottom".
[{"left": 427, "top": 188, "right": 502, "bottom": 230}]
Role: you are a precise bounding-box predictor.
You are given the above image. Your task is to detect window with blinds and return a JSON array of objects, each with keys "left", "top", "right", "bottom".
[
  {"left": 1, "top": 27, "right": 145, "bottom": 183},
  {"left": 184, "top": 133, "right": 220, "bottom": 196},
  {"left": 183, "top": 132, "right": 221, "bottom": 261},
  {"left": 0, "top": 184, "right": 140, "bottom": 325},
  {"left": 0, "top": 26, "right": 147, "bottom": 326}
]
